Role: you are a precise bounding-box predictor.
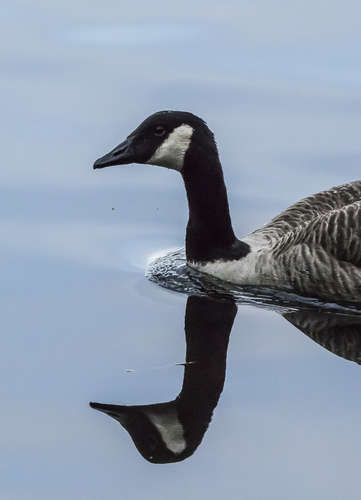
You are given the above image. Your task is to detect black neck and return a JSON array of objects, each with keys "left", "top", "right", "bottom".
[{"left": 182, "top": 137, "right": 249, "bottom": 262}]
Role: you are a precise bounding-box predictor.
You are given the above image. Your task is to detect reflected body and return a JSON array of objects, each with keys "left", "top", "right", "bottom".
[{"left": 284, "top": 310, "right": 361, "bottom": 364}]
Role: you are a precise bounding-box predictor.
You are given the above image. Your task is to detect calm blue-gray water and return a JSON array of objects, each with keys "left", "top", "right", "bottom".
[{"left": 2, "top": 2, "right": 361, "bottom": 499}]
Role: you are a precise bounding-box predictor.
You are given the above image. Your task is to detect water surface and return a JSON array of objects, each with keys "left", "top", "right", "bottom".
[{"left": 2, "top": 2, "right": 361, "bottom": 499}]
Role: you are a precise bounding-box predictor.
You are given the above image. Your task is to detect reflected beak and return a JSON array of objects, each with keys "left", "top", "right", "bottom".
[
  {"left": 89, "top": 401, "right": 128, "bottom": 422},
  {"left": 93, "top": 137, "right": 135, "bottom": 169}
]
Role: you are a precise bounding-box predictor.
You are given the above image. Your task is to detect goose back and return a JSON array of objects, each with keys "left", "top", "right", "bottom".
[{"left": 251, "top": 181, "right": 361, "bottom": 301}]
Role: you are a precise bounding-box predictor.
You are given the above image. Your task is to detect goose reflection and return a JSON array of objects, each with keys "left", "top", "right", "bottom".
[
  {"left": 90, "top": 296, "right": 361, "bottom": 463},
  {"left": 90, "top": 295, "right": 237, "bottom": 463}
]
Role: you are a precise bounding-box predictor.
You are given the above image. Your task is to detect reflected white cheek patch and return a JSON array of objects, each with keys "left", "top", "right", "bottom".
[
  {"left": 147, "top": 124, "right": 194, "bottom": 171},
  {"left": 146, "top": 408, "right": 186, "bottom": 455}
]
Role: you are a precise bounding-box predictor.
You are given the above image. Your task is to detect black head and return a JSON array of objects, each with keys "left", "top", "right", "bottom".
[{"left": 93, "top": 110, "right": 215, "bottom": 172}]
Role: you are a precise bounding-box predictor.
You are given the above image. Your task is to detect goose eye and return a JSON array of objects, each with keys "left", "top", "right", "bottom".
[{"left": 154, "top": 126, "right": 166, "bottom": 137}]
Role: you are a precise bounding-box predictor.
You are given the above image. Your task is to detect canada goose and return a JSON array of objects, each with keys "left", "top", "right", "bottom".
[{"left": 94, "top": 111, "right": 361, "bottom": 303}]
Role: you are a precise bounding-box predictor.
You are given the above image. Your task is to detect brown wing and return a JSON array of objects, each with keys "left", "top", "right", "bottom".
[
  {"left": 274, "top": 200, "right": 361, "bottom": 268},
  {"left": 255, "top": 180, "right": 361, "bottom": 240},
  {"left": 267, "top": 192, "right": 361, "bottom": 301}
]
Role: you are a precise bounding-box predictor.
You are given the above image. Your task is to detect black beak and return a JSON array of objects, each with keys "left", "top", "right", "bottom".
[{"left": 93, "top": 137, "right": 135, "bottom": 169}]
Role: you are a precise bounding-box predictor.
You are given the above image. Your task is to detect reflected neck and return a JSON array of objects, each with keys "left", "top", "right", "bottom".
[{"left": 177, "top": 296, "right": 236, "bottom": 440}]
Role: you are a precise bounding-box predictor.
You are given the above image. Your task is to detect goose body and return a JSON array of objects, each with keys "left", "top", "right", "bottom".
[
  {"left": 193, "top": 181, "right": 361, "bottom": 301},
  {"left": 94, "top": 111, "right": 361, "bottom": 303}
]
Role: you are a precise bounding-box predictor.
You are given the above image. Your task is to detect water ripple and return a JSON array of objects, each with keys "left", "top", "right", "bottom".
[{"left": 147, "top": 248, "right": 361, "bottom": 315}]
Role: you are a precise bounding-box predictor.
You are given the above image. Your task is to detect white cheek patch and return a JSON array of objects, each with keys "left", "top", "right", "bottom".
[{"left": 147, "top": 124, "right": 194, "bottom": 171}]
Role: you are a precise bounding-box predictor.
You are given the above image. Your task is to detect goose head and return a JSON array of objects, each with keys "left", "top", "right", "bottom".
[
  {"left": 93, "top": 110, "right": 216, "bottom": 173},
  {"left": 93, "top": 110, "right": 247, "bottom": 263}
]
